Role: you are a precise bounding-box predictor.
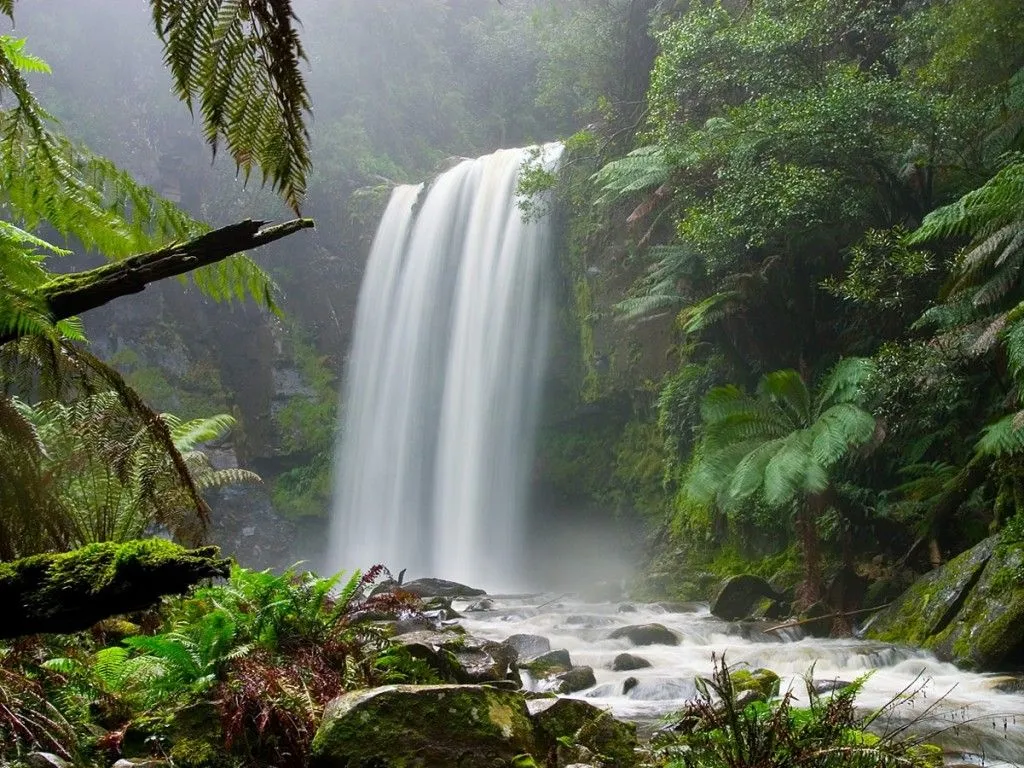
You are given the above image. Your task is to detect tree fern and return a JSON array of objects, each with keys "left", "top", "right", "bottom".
[
  {"left": 0, "top": 34, "right": 279, "bottom": 317},
  {"left": 687, "top": 359, "right": 876, "bottom": 602}
]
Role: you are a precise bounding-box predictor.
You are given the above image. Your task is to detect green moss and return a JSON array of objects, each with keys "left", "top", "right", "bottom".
[
  {"left": 0, "top": 539, "right": 195, "bottom": 607},
  {"left": 311, "top": 685, "right": 536, "bottom": 767},
  {"left": 170, "top": 736, "right": 233, "bottom": 768},
  {"left": 730, "top": 668, "right": 780, "bottom": 699},
  {"left": 0, "top": 540, "right": 230, "bottom": 636},
  {"left": 866, "top": 538, "right": 996, "bottom": 647},
  {"left": 532, "top": 698, "right": 638, "bottom": 767}
]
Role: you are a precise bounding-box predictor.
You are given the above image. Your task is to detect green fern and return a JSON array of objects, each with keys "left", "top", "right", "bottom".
[
  {"left": 592, "top": 145, "right": 670, "bottom": 204},
  {"left": 0, "top": 34, "right": 279, "bottom": 320},
  {"left": 687, "top": 360, "right": 876, "bottom": 599},
  {"left": 150, "top": 0, "right": 311, "bottom": 212}
]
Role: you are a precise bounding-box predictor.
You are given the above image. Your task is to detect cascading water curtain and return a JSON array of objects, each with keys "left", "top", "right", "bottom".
[{"left": 327, "top": 143, "right": 563, "bottom": 590}]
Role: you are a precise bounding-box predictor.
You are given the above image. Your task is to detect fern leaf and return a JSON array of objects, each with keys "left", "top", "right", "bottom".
[
  {"left": 592, "top": 145, "right": 670, "bottom": 204},
  {"left": 151, "top": 0, "right": 312, "bottom": 212}
]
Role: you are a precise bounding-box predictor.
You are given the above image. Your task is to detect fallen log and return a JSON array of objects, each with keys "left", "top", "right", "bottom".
[
  {"left": 0, "top": 539, "right": 230, "bottom": 638},
  {"left": 0, "top": 218, "right": 314, "bottom": 346}
]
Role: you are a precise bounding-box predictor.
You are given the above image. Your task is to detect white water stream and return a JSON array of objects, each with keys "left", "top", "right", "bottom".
[
  {"left": 328, "top": 144, "right": 563, "bottom": 589},
  {"left": 326, "top": 141, "right": 1024, "bottom": 765},
  {"left": 457, "top": 593, "right": 1024, "bottom": 766}
]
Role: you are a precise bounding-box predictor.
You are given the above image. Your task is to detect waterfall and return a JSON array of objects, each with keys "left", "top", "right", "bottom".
[{"left": 327, "top": 144, "right": 563, "bottom": 589}]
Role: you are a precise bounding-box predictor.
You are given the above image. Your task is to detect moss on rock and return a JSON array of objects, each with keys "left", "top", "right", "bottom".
[
  {"left": 864, "top": 536, "right": 997, "bottom": 647},
  {"left": 310, "top": 684, "right": 536, "bottom": 768},
  {"left": 530, "top": 697, "right": 638, "bottom": 767},
  {"left": 730, "top": 668, "right": 781, "bottom": 699},
  {"left": 930, "top": 541, "right": 1024, "bottom": 669}
]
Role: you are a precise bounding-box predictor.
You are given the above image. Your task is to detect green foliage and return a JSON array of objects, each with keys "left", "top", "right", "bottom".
[
  {"left": 150, "top": 0, "right": 311, "bottom": 212},
  {"left": 687, "top": 360, "right": 877, "bottom": 509},
  {"left": 1, "top": 384, "right": 255, "bottom": 557},
  {"left": 823, "top": 227, "right": 934, "bottom": 310},
  {"left": 593, "top": 145, "right": 670, "bottom": 205},
  {"left": 650, "top": 656, "right": 940, "bottom": 768},
  {"left": 0, "top": 561, "right": 425, "bottom": 768}
]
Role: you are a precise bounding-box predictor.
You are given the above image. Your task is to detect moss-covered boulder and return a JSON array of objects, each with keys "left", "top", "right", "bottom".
[
  {"left": 929, "top": 540, "right": 1024, "bottom": 669},
  {"left": 520, "top": 649, "right": 572, "bottom": 675},
  {"left": 396, "top": 630, "right": 518, "bottom": 684},
  {"left": 310, "top": 684, "right": 536, "bottom": 767},
  {"left": 0, "top": 540, "right": 230, "bottom": 638},
  {"left": 865, "top": 537, "right": 997, "bottom": 647},
  {"left": 530, "top": 698, "right": 638, "bottom": 767},
  {"left": 400, "top": 578, "right": 486, "bottom": 598},
  {"left": 865, "top": 535, "right": 1024, "bottom": 670},
  {"left": 711, "top": 575, "right": 781, "bottom": 621},
  {"left": 730, "top": 668, "right": 780, "bottom": 699}
]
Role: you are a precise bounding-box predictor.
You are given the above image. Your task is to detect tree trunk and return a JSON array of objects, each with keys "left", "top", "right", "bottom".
[
  {"left": 0, "top": 218, "right": 314, "bottom": 347},
  {"left": 795, "top": 495, "right": 825, "bottom": 609}
]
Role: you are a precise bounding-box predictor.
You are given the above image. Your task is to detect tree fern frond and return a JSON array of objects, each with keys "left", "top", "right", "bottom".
[
  {"left": 909, "top": 157, "right": 1024, "bottom": 244},
  {"left": 678, "top": 291, "right": 741, "bottom": 333},
  {"left": 165, "top": 413, "right": 237, "bottom": 451},
  {"left": 763, "top": 430, "right": 818, "bottom": 506},
  {"left": 191, "top": 464, "right": 262, "bottom": 490},
  {"left": 758, "top": 369, "right": 811, "bottom": 426},
  {"left": 809, "top": 403, "right": 877, "bottom": 466},
  {"left": 592, "top": 145, "right": 670, "bottom": 204},
  {"left": 151, "top": 0, "right": 312, "bottom": 212},
  {"left": 814, "top": 357, "right": 875, "bottom": 411},
  {"left": 970, "top": 313, "right": 1008, "bottom": 356},
  {"left": 976, "top": 411, "right": 1024, "bottom": 456},
  {"left": 725, "top": 437, "right": 786, "bottom": 502},
  {"left": 1003, "top": 306, "right": 1024, "bottom": 381},
  {"left": 613, "top": 292, "right": 683, "bottom": 321}
]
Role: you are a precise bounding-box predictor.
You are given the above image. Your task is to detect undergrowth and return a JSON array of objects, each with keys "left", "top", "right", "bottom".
[{"left": 0, "top": 563, "right": 428, "bottom": 767}]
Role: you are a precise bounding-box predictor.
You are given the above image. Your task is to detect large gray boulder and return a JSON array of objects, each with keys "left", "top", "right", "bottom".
[
  {"left": 310, "top": 685, "right": 535, "bottom": 767},
  {"left": 399, "top": 578, "right": 487, "bottom": 598},
  {"left": 505, "top": 633, "right": 551, "bottom": 659},
  {"left": 866, "top": 535, "right": 1024, "bottom": 670},
  {"left": 710, "top": 574, "right": 781, "bottom": 621},
  {"left": 607, "top": 623, "right": 679, "bottom": 646}
]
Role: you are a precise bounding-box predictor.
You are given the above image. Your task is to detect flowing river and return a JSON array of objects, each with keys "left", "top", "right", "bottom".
[{"left": 453, "top": 592, "right": 1024, "bottom": 766}]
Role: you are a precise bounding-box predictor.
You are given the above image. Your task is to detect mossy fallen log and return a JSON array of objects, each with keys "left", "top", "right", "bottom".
[{"left": 0, "top": 539, "right": 230, "bottom": 638}]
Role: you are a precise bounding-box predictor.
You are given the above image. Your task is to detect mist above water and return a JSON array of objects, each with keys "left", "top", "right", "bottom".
[{"left": 328, "top": 144, "right": 563, "bottom": 589}]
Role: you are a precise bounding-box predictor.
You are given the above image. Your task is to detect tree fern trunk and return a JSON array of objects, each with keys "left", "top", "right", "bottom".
[{"left": 795, "top": 496, "right": 825, "bottom": 609}]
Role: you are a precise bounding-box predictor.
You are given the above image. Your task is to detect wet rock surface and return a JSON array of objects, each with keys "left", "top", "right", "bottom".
[
  {"left": 506, "top": 632, "right": 552, "bottom": 659},
  {"left": 400, "top": 577, "right": 487, "bottom": 598},
  {"left": 311, "top": 685, "right": 535, "bottom": 768},
  {"left": 710, "top": 574, "right": 782, "bottom": 621},
  {"left": 865, "top": 535, "right": 1024, "bottom": 670},
  {"left": 611, "top": 652, "right": 652, "bottom": 671},
  {"left": 607, "top": 622, "right": 680, "bottom": 646},
  {"left": 531, "top": 697, "right": 638, "bottom": 767},
  {"left": 395, "top": 630, "right": 518, "bottom": 683}
]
